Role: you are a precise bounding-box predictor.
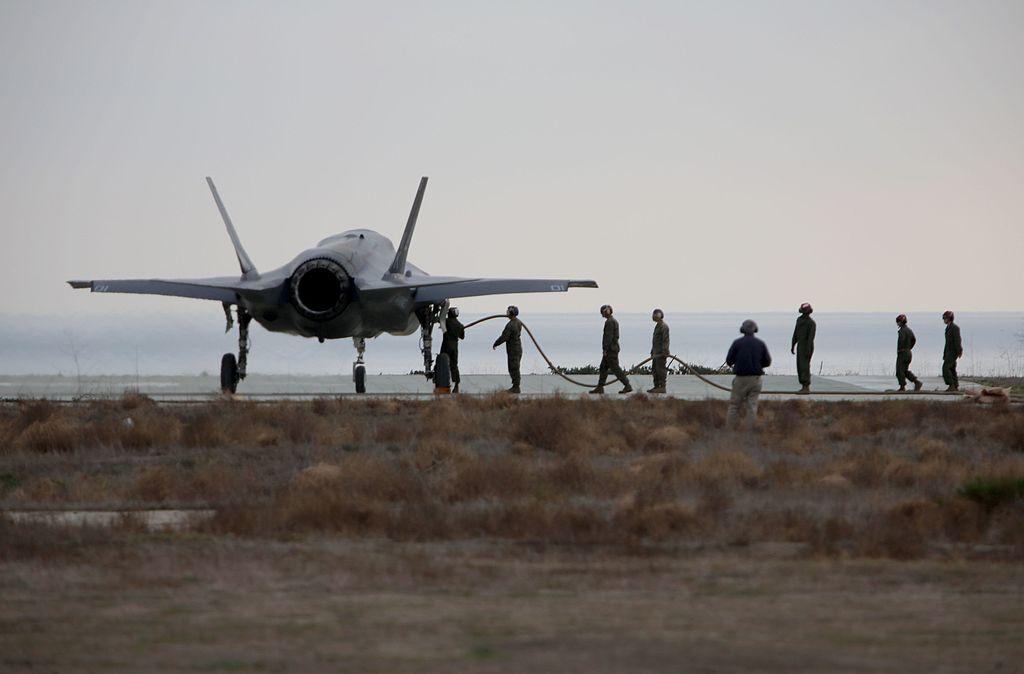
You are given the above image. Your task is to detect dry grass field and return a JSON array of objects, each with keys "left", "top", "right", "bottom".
[{"left": 1, "top": 395, "right": 1023, "bottom": 672}]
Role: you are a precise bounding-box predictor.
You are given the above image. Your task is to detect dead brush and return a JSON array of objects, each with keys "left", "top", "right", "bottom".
[
  {"left": 128, "top": 465, "right": 185, "bottom": 502},
  {"left": 860, "top": 498, "right": 945, "bottom": 560},
  {"left": 13, "top": 399, "right": 56, "bottom": 433},
  {"left": 19, "top": 477, "right": 67, "bottom": 502},
  {"left": 16, "top": 417, "right": 79, "bottom": 452},
  {"left": 511, "top": 398, "right": 596, "bottom": 454},
  {"left": 775, "top": 428, "right": 819, "bottom": 456},
  {"left": 643, "top": 426, "right": 693, "bottom": 453},
  {"left": 180, "top": 409, "right": 230, "bottom": 448},
  {"left": 828, "top": 446, "right": 896, "bottom": 488},
  {"left": 117, "top": 409, "right": 180, "bottom": 450},
  {"left": 764, "top": 460, "right": 818, "bottom": 487},
  {"left": 189, "top": 463, "right": 260, "bottom": 503},
  {"left": 445, "top": 452, "right": 533, "bottom": 502},
  {"left": 674, "top": 399, "right": 725, "bottom": 429},
  {"left": 687, "top": 448, "right": 763, "bottom": 488},
  {"left": 253, "top": 403, "right": 326, "bottom": 445},
  {"left": 986, "top": 413, "right": 1024, "bottom": 452},
  {"left": 738, "top": 509, "right": 820, "bottom": 544},
  {"left": 613, "top": 500, "right": 701, "bottom": 543},
  {"left": 761, "top": 399, "right": 812, "bottom": 436}
]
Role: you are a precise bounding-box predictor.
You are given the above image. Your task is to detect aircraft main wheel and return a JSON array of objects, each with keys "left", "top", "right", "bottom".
[
  {"left": 220, "top": 353, "right": 238, "bottom": 394},
  {"left": 354, "top": 365, "right": 366, "bottom": 394},
  {"left": 433, "top": 353, "right": 452, "bottom": 390}
]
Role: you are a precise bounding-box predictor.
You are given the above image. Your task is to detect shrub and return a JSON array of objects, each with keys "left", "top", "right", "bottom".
[{"left": 957, "top": 476, "right": 1024, "bottom": 513}]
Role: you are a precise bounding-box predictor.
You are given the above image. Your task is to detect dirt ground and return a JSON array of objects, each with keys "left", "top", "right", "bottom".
[{"left": 0, "top": 536, "right": 1022, "bottom": 673}]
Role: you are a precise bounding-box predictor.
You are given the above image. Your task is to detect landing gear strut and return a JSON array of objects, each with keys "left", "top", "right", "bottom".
[
  {"left": 220, "top": 303, "right": 251, "bottom": 395},
  {"left": 417, "top": 302, "right": 453, "bottom": 393},
  {"left": 353, "top": 337, "right": 367, "bottom": 394}
]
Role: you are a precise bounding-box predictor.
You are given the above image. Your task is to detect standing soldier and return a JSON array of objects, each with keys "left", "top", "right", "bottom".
[
  {"left": 648, "top": 308, "right": 670, "bottom": 394},
  {"left": 942, "top": 310, "right": 963, "bottom": 392},
  {"left": 791, "top": 302, "right": 816, "bottom": 394},
  {"left": 726, "top": 319, "right": 772, "bottom": 429},
  {"left": 440, "top": 306, "right": 465, "bottom": 393},
  {"left": 492, "top": 305, "right": 523, "bottom": 394},
  {"left": 589, "top": 305, "right": 633, "bottom": 395},
  {"left": 895, "top": 314, "right": 923, "bottom": 392}
]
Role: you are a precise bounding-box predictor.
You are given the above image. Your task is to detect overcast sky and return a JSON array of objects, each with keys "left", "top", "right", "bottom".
[{"left": 1, "top": 0, "right": 1021, "bottom": 317}]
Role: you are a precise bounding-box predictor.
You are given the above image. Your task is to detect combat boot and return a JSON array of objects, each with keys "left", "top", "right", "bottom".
[
  {"left": 589, "top": 386, "right": 604, "bottom": 394},
  {"left": 508, "top": 385, "right": 521, "bottom": 394},
  {"left": 945, "top": 385, "right": 958, "bottom": 392},
  {"left": 897, "top": 386, "right": 907, "bottom": 392},
  {"left": 798, "top": 386, "right": 810, "bottom": 395},
  {"left": 619, "top": 385, "right": 633, "bottom": 395},
  {"left": 452, "top": 382, "right": 460, "bottom": 394},
  {"left": 913, "top": 380, "right": 923, "bottom": 392},
  {"left": 647, "top": 386, "right": 666, "bottom": 394}
]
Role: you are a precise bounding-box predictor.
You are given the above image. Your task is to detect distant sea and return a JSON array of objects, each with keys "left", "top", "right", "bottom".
[{"left": 1, "top": 312, "right": 1022, "bottom": 378}]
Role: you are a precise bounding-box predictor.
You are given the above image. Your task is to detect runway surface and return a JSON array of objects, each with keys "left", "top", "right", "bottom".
[{"left": 0, "top": 373, "right": 970, "bottom": 401}]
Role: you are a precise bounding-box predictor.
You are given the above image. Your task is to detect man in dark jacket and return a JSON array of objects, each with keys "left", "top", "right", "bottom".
[
  {"left": 590, "top": 305, "right": 633, "bottom": 395},
  {"left": 942, "top": 310, "right": 963, "bottom": 391},
  {"left": 726, "top": 319, "right": 771, "bottom": 429},
  {"left": 492, "top": 305, "right": 523, "bottom": 394},
  {"left": 895, "top": 314, "right": 923, "bottom": 392},
  {"left": 648, "top": 308, "right": 670, "bottom": 394},
  {"left": 440, "top": 306, "right": 465, "bottom": 393},
  {"left": 791, "top": 302, "right": 816, "bottom": 394}
]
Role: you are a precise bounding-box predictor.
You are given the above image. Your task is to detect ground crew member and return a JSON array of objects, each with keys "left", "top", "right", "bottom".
[
  {"left": 791, "top": 303, "right": 816, "bottom": 394},
  {"left": 942, "top": 310, "right": 963, "bottom": 391},
  {"left": 492, "top": 305, "right": 523, "bottom": 394},
  {"left": 726, "top": 319, "right": 771, "bottom": 429},
  {"left": 440, "top": 306, "right": 465, "bottom": 393},
  {"left": 648, "top": 308, "right": 670, "bottom": 394},
  {"left": 895, "top": 314, "right": 923, "bottom": 392},
  {"left": 590, "top": 305, "right": 633, "bottom": 395}
]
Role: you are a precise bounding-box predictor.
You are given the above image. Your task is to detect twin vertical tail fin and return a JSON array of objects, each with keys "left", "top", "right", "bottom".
[
  {"left": 387, "top": 176, "right": 428, "bottom": 277},
  {"left": 206, "top": 177, "right": 260, "bottom": 281}
]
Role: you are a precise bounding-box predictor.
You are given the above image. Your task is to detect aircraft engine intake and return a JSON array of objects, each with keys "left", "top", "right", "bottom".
[{"left": 289, "top": 257, "right": 352, "bottom": 321}]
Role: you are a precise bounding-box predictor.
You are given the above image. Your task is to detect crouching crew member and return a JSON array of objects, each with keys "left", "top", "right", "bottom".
[
  {"left": 895, "top": 314, "right": 923, "bottom": 392},
  {"left": 726, "top": 319, "right": 771, "bottom": 429},
  {"left": 492, "top": 305, "right": 523, "bottom": 394},
  {"left": 590, "top": 305, "right": 633, "bottom": 395},
  {"left": 942, "top": 310, "right": 963, "bottom": 392},
  {"left": 791, "top": 302, "right": 816, "bottom": 394},
  {"left": 648, "top": 308, "right": 670, "bottom": 394},
  {"left": 440, "top": 306, "right": 465, "bottom": 393}
]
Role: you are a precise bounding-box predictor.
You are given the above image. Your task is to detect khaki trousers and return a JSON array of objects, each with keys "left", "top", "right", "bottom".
[{"left": 727, "top": 375, "right": 762, "bottom": 429}]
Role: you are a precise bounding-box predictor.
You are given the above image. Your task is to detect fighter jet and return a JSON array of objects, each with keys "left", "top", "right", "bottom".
[{"left": 69, "top": 177, "right": 597, "bottom": 393}]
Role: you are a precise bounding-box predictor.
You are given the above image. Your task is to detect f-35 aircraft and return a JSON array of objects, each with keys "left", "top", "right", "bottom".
[{"left": 69, "top": 177, "right": 597, "bottom": 393}]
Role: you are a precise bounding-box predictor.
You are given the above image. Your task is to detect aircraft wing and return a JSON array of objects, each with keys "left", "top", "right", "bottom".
[
  {"left": 360, "top": 276, "right": 598, "bottom": 304},
  {"left": 67, "top": 276, "right": 265, "bottom": 303}
]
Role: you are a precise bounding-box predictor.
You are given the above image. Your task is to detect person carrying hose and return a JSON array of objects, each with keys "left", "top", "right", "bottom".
[
  {"left": 590, "top": 305, "right": 633, "bottom": 395},
  {"left": 895, "top": 314, "right": 923, "bottom": 392},
  {"left": 791, "top": 302, "right": 816, "bottom": 394},
  {"left": 726, "top": 319, "right": 771, "bottom": 429},
  {"left": 492, "top": 305, "right": 523, "bottom": 394},
  {"left": 440, "top": 306, "right": 465, "bottom": 393},
  {"left": 648, "top": 308, "right": 670, "bottom": 394},
  {"left": 942, "top": 310, "right": 963, "bottom": 392}
]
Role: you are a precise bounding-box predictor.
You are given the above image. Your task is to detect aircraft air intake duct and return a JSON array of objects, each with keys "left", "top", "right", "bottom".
[{"left": 288, "top": 257, "right": 352, "bottom": 321}]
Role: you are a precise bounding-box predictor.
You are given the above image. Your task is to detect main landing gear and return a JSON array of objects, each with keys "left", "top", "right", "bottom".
[
  {"left": 220, "top": 303, "right": 252, "bottom": 395},
  {"left": 353, "top": 337, "right": 367, "bottom": 394}
]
